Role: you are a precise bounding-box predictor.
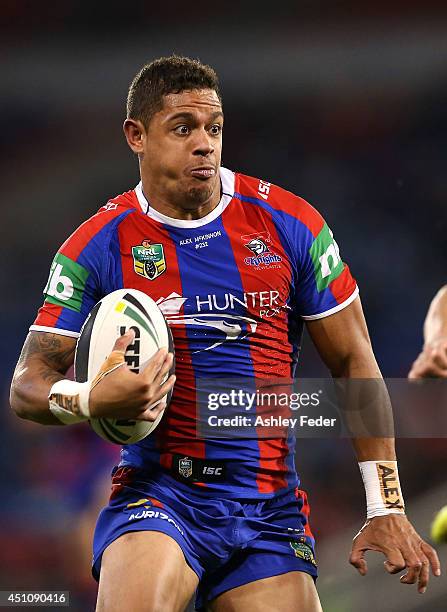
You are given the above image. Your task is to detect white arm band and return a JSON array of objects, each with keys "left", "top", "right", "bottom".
[
  {"left": 359, "top": 460, "right": 405, "bottom": 519},
  {"left": 48, "top": 379, "right": 92, "bottom": 424}
]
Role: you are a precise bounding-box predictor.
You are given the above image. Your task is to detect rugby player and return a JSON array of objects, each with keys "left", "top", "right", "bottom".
[
  {"left": 10, "top": 56, "right": 440, "bottom": 611},
  {"left": 409, "top": 285, "right": 447, "bottom": 379}
]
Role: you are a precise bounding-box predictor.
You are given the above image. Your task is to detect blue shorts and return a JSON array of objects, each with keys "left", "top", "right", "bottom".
[{"left": 92, "top": 467, "right": 318, "bottom": 610}]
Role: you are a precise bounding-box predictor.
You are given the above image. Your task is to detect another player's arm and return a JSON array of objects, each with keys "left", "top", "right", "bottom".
[
  {"left": 10, "top": 331, "right": 175, "bottom": 426},
  {"left": 306, "top": 297, "right": 441, "bottom": 593},
  {"left": 409, "top": 285, "right": 447, "bottom": 378}
]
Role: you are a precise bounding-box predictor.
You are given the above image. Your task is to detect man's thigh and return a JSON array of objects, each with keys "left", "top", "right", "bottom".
[
  {"left": 208, "top": 571, "right": 322, "bottom": 612},
  {"left": 96, "top": 531, "right": 199, "bottom": 612}
]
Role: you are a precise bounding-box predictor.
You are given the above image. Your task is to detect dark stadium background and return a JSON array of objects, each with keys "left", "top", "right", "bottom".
[{"left": 1, "top": 2, "right": 446, "bottom": 610}]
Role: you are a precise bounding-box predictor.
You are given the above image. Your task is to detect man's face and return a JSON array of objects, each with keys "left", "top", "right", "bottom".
[{"left": 126, "top": 89, "right": 223, "bottom": 212}]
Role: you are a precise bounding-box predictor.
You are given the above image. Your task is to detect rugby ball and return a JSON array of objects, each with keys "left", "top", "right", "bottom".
[{"left": 74, "top": 289, "right": 175, "bottom": 444}]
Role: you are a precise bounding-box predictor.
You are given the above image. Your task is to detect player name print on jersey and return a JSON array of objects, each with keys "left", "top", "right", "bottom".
[
  {"left": 132, "top": 239, "right": 166, "bottom": 280},
  {"left": 43, "top": 253, "right": 90, "bottom": 312}
]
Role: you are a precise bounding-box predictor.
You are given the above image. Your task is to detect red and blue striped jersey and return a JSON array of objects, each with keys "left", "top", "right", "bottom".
[{"left": 32, "top": 167, "right": 358, "bottom": 498}]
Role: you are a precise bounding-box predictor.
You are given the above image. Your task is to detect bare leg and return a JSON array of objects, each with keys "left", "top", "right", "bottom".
[
  {"left": 208, "top": 571, "right": 322, "bottom": 612},
  {"left": 96, "top": 531, "right": 199, "bottom": 612}
]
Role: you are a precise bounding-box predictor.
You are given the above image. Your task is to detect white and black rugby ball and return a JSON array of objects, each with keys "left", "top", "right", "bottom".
[{"left": 74, "top": 288, "right": 175, "bottom": 444}]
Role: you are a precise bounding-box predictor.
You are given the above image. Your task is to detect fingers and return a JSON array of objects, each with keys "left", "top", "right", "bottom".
[
  {"left": 349, "top": 547, "right": 368, "bottom": 576},
  {"left": 152, "top": 352, "right": 174, "bottom": 386},
  {"left": 113, "top": 329, "right": 136, "bottom": 352},
  {"left": 398, "top": 545, "right": 423, "bottom": 585},
  {"left": 398, "top": 540, "right": 441, "bottom": 593},
  {"left": 430, "top": 344, "right": 447, "bottom": 370},
  {"left": 408, "top": 346, "right": 447, "bottom": 378},
  {"left": 350, "top": 517, "right": 442, "bottom": 595},
  {"left": 383, "top": 548, "right": 406, "bottom": 574},
  {"left": 421, "top": 540, "right": 441, "bottom": 577},
  {"left": 141, "top": 348, "right": 172, "bottom": 378},
  {"left": 136, "top": 375, "right": 176, "bottom": 421},
  {"left": 417, "top": 560, "right": 429, "bottom": 594}
]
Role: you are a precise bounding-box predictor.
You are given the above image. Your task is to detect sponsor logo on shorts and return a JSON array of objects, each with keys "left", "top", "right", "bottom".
[
  {"left": 178, "top": 457, "right": 193, "bottom": 478},
  {"left": 127, "top": 509, "right": 184, "bottom": 535},
  {"left": 132, "top": 240, "right": 166, "bottom": 280},
  {"left": 43, "top": 252, "right": 90, "bottom": 312},
  {"left": 202, "top": 466, "right": 223, "bottom": 476},
  {"left": 126, "top": 497, "right": 164, "bottom": 509},
  {"left": 289, "top": 538, "right": 317, "bottom": 566}
]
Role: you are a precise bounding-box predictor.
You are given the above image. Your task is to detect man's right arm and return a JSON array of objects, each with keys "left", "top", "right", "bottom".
[
  {"left": 10, "top": 331, "right": 175, "bottom": 426},
  {"left": 408, "top": 285, "right": 447, "bottom": 378},
  {"left": 10, "top": 331, "right": 77, "bottom": 425}
]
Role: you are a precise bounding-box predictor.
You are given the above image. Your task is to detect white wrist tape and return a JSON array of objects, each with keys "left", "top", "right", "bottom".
[
  {"left": 49, "top": 379, "right": 91, "bottom": 424},
  {"left": 359, "top": 460, "right": 405, "bottom": 519}
]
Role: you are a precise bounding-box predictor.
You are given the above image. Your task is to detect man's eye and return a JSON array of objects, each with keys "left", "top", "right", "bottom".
[
  {"left": 174, "top": 125, "right": 190, "bottom": 135},
  {"left": 210, "top": 124, "right": 222, "bottom": 135}
]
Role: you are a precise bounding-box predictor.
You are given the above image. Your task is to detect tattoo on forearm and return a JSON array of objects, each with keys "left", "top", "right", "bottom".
[
  {"left": 37, "top": 366, "right": 65, "bottom": 384},
  {"left": 20, "top": 332, "right": 76, "bottom": 373}
]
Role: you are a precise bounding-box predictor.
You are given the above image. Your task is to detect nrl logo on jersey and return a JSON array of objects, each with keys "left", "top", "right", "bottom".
[
  {"left": 132, "top": 239, "right": 166, "bottom": 280},
  {"left": 178, "top": 457, "right": 193, "bottom": 478}
]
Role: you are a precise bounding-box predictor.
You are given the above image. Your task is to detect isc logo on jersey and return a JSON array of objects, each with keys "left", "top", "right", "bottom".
[
  {"left": 44, "top": 253, "right": 89, "bottom": 312},
  {"left": 310, "top": 223, "right": 343, "bottom": 291}
]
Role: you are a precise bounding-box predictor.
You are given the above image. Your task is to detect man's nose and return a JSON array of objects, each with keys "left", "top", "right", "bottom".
[{"left": 192, "top": 128, "right": 214, "bottom": 156}]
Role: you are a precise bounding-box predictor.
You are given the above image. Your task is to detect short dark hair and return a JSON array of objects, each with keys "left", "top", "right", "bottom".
[{"left": 126, "top": 55, "right": 222, "bottom": 127}]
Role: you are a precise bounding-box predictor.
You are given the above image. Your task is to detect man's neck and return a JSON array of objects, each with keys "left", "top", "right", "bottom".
[{"left": 140, "top": 180, "right": 222, "bottom": 221}]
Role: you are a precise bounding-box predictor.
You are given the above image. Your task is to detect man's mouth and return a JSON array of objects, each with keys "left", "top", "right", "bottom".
[{"left": 190, "top": 167, "right": 216, "bottom": 180}]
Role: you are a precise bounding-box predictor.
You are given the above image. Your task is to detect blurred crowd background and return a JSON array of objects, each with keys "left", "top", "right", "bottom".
[{"left": 1, "top": 2, "right": 447, "bottom": 610}]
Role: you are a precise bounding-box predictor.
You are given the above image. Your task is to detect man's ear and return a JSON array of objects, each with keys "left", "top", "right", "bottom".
[{"left": 123, "top": 119, "right": 146, "bottom": 154}]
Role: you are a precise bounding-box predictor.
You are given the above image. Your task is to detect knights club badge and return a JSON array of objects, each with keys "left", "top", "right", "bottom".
[{"left": 132, "top": 239, "right": 166, "bottom": 280}]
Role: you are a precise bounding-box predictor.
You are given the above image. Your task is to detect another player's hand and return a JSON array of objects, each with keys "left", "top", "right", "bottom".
[
  {"left": 89, "top": 330, "right": 175, "bottom": 421},
  {"left": 408, "top": 339, "right": 447, "bottom": 379},
  {"left": 349, "top": 514, "right": 441, "bottom": 594}
]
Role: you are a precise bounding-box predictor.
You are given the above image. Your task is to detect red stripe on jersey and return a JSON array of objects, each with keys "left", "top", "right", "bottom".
[
  {"left": 295, "top": 487, "right": 315, "bottom": 539},
  {"left": 33, "top": 302, "right": 63, "bottom": 328},
  {"left": 238, "top": 174, "right": 324, "bottom": 238},
  {"left": 222, "top": 196, "right": 291, "bottom": 494},
  {"left": 117, "top": 212, "right": 203, "bottom": 466},
  {"left": 328, "top": 264, "right": 357, "bottom": 305},
  {"left": 60, "top": 190, "right": 139, "bottom": 262}
]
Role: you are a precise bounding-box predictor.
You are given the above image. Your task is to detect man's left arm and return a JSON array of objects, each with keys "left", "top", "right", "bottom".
[{"left": 306, "top": 297, "right": 441, "bottom": 594}]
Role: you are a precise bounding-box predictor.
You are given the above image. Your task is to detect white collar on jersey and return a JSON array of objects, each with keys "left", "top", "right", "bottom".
[{"left": 134, "top": 166, "right": 235, "bottom": 228}]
